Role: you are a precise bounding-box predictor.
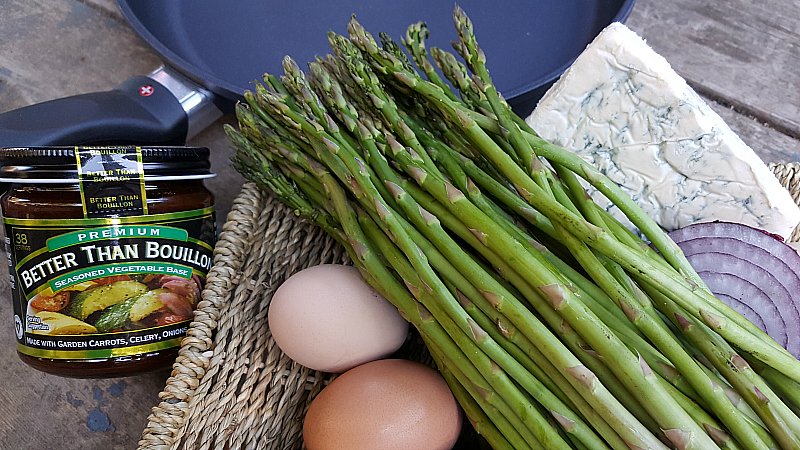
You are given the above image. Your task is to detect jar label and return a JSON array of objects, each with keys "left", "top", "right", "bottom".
[
  {"left": 75, "top": 146, "right": 148, "bottom": 218},
  {"left": 5, "top": 207, "right": 215, "bottom": 359}
]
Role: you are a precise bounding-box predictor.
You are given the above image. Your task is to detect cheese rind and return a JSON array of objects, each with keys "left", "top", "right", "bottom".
[{"left": 526, "top": 23, "right": 800, "bottom": 240}]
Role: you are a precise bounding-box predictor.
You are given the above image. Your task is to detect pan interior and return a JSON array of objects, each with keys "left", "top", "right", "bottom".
[{"left": 120, "top": 0, "right": 630, "bottom": 105}]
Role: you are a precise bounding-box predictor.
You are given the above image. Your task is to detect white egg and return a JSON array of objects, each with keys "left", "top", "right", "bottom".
[{"left": 268, "top": 264, "right": 409, "bottom": 373}]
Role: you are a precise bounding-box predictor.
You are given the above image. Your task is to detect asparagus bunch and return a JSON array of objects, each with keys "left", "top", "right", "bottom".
[{"left": 227, "top": 6, "right": 800, "bottom": 449}]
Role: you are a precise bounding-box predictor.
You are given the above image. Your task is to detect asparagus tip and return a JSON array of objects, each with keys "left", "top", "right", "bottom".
[{"left": 394, "top": 71, "right": 416, "bottom": 87}]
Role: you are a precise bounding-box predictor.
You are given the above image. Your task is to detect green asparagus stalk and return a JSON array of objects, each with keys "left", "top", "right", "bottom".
[
  {"left": 426, "top": 335, "right": 537, "bottom": 450},
  {"left": 645, "top": 282, "right": 800, "bottom": 450},
  {"left": 540, "top": 164, "right": 769, "bottom": 450},
  {"left": 374, "top": 25, "right": 794, "bottom": 378},
  {"left": 401, "top": 21, "right": 461, "bottom": 104},
  {"left": 758, "top": 366, "right": 800, "bottom": 417},
  {"left": 302, "top": 57, "right": 676, "bottom": 446},
  {"left": 239, "top": 127, "right": 524, "bottom": 449},
  {"left": 252, "top": 80, "right": 664, "bottom": 450},
  {"left": 260, "top": 68, "right": 598, "bottom": 448},
  {"left": 229, "top": 6, "right": 800, "bottom": 450},
  {"left": 336, "top": 47, "right": 720, "bottom": 450}
]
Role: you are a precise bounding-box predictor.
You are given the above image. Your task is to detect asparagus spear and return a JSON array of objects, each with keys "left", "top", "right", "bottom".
[
  {"left": 341, "top": 22, "right": 725, "bottom": 450},
  {"left": 229, "top": 6, "right": 800, "bottom": 449}
]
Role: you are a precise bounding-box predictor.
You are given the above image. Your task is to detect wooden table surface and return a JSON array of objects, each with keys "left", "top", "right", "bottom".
[{"left": 0, "top": 1, "right": 798, "bottom": 449}]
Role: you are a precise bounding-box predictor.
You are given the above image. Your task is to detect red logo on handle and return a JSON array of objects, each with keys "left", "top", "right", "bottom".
[{"left": 139, "top": 85, "right": 154, "bottom": 96}]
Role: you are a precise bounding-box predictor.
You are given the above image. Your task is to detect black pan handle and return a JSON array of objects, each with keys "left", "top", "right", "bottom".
[{"left": 0, "top": 75, "right": 189, "bottom": 146}]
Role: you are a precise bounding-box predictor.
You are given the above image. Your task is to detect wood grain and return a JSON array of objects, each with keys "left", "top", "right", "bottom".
[
  {"left": 625, "top": 0, "right": 800, "bottom": 140},
  {"left": 0, "top": 0, "right": 161, "bottom": 112},
  {"left": 709, "top": 100, "right": 800, "bottom": 164}
]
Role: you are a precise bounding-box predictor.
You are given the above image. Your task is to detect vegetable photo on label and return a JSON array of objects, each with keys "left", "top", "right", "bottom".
[
  {"left": 27, "top": 274, "right": 205, "bottom": 335},
  {"left": 62, "top": 279, "right": 148, "bottom": 321},
  {"left": 34, "top": 311, "right": 97, "bottom": 335}
]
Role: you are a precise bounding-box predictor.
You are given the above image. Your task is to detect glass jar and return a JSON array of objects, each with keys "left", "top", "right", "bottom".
[{"left": 0, "top": 146, "right": 215, "bottom": 377}]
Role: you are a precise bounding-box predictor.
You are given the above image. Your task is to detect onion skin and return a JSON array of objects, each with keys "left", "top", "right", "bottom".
[{"left": 668, "top": 221, "right": 800, "bottom": 359}]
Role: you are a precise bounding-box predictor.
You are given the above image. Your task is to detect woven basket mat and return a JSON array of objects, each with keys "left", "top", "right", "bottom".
[{"left": 137, "top": 162, "right": 800, "bottom": 450}]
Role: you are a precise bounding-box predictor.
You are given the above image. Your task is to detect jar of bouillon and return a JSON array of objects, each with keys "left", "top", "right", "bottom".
[{"left": 0, "top": 146, "right": 216, "bottom": 377}]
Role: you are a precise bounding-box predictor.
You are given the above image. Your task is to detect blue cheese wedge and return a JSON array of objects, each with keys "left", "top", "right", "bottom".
[{"left": 525, "top": 23, "right": 800, "bottom": 240}]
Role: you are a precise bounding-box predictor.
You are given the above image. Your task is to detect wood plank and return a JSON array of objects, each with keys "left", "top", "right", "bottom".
[
  {"left": 80, "top": 0, "right": 125, "bottom": 21},
  {"left": 625, "top": 0, "right": 800, "bottom": 139},
  {"left": 0, "top": 0, "right": 162, "bottom": 112},
  {"left": 707, "top": 99, "right": 800, "bottom": 165}
]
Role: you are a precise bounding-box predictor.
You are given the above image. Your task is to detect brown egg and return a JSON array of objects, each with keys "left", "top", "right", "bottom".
[
  {"left": 268, "top": 264, "right": 409, "bottom": 373},
  {"left": 303, "top": 359, "right": 463, "bottom": 450}
]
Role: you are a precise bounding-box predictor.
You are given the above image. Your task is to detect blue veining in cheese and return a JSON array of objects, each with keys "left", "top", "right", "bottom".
[{"left": 525, "top": 23, "right": 800, "bottom": 240}]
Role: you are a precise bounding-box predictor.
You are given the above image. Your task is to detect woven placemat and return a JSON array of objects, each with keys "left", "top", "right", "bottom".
[
  {"left": 137, "top": 163, "right": 800, "bottom": 450},
  {"left": 138, "top": 182, "right": 347, "bottom": 450},
  {"left": 770, "top": 162, "right": 800, "bottom": 242}
]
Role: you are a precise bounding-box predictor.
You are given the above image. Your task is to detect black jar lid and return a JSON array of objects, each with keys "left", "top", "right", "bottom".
[{"left": 0, "top": 146, "right": 215, "bottom": 182}]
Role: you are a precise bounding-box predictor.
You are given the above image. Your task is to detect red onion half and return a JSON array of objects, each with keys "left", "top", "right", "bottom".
[{"left": 668, "top": 221, "right": 800, "bottom": 359}]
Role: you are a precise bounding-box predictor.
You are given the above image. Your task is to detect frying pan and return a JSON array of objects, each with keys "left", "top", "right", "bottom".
[{"left": 0, "top": 0, "right": 635, "bottom": 147}]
